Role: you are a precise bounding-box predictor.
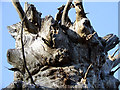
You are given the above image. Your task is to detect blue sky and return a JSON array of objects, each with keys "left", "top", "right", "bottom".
[{"left": 0, "top": 1, "right": 119, "bottom": 89}]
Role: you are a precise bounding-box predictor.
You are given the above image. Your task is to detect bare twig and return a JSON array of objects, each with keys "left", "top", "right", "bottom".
[
  {"left": 111, "top": 48, "right": 119, "bottom": 58},
  {"left": 81, "top": 64, "right": 92, "bottom": 84},
  {"left": 5, "top": 67, "right": 24, "bottom": 75},
  {"left": 108, "top": 48, "right": 119, "bottom": 61},
  {"left": 84, "top": 64, "right": 92, "bottom": 79},
  {"left": 21, "top": 5, "right": 36, "bottom": 86},
  {"left": 110, "top": 66, "right": 120, "bottom": 75}
]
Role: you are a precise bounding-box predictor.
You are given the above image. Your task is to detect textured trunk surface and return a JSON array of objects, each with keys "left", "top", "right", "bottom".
[{"left": 3, "top": 0, "right": 120, "bottom": 89}]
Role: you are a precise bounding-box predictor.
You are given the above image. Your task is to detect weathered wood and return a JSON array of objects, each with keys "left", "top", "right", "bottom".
[
  {"left": 74, "top": 0, "right": 86, "bottom": 22},
  {"left": 103, "top": 34, "right": 119, "bottom": 52},
  {"left": 55, "top": 5, "right": 65, "bottom": 22},
  {"left": 11, "top": 0, "right": 38, "bottom": 34},
  {"left": 4, "top": 0, "right": 120, "bottom": 89},
  {"left": 61, "top": 0, "right": 73, "bottom": 26}
]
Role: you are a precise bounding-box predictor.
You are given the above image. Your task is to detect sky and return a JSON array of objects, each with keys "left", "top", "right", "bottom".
[{"left": 0, "top": 1, "right": 119, "bottom": 89}]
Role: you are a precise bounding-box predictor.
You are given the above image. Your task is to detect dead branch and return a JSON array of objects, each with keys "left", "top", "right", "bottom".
[
  {"left": 6, "top": 0, "right": 120, "bottom": 89},
  {"left": 102, "top": 51, "right": 120, "bottom": 74},
  {"left": 55, "top": 5, "right": 65, "bottom": 22},
  {"left": 61, "top": 0, "right": 73, "bottom": 26},
  {"left": 104, "top": 51, "right": 120, "bottom": 71},
  {"left": 11, "top": 0, "right": 37, "bottom": 34},
  {"left": 103, "top": 34, "right": 119, "bottom": 52},
  {"left": 112, "top": 51, "right": 120, "bottom": 68},
  {"left": 110, "top": 66, "right": 120, "bottom": 75},
  {"left": 108, "top": 48, "right": 119, "bottom": 61}
]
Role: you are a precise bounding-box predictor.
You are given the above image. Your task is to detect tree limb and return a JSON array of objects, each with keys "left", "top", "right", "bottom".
[
  {"left": 61, "top": 0, "right": 73, "bottom": 26},
  {"left": 11, "top": 0, "right": 37, "bottom": 34}
]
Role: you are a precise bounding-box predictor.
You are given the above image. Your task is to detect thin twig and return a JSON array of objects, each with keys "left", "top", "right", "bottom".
[
  {"left": 84, "top": 64, "right": 92, "bottom": 79},
  {"left": 111, "top": 48, "right": 119, "bottom": 58},
  {"left": 110, "top": 66, "right": 120, "bottom": 75},
  {"left": 5, "top": 67, "right": 23, "bottom": 75},
  {"left": 21, "top": 5, "right": 36, "bottom": 86},
  {"left": 113, "top": 66, "right": 120, "bottom": 73},
  {"left": 81, "top": 64, "right": 92, "bottom": 84}
]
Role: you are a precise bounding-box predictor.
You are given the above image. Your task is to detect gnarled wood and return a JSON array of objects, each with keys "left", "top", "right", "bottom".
[
  {"left": 4, "top": 0, "right": 120, "bottom": 89},
  {"left": 11, "top": 0, "right": 38, "bottom": 34},
  {"left": 61, "top": 0, "right": 73, "bottom": 26}
]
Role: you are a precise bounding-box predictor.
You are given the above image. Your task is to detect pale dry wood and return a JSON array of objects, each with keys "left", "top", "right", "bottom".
[
  {"left": 5, "top": 0, "right": 120, "bottom": 89},
  {"left": 11, "top": 0, "right": 37, "bottom": 34},
  {"left": 61, "top": 0, "right": 73, "bottom": 26}
]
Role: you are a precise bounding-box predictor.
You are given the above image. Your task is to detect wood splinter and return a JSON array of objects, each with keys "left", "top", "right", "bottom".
[
  {"left": 111, "top": 48, "right": 119, "bottom": 58},
  {"left": 86, "top": 32, "right": 96, "bottom": 41},
  {"left": 110, "top": 66, "right": 120, "bottom": 75},
  {"left": 108, "top": 48, "right": 119, "bottom": 61},
  {"left": 81, "top": 64, "right": 92, "bottom": 84}
]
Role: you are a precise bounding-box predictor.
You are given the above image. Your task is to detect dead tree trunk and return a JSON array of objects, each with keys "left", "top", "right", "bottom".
[{"left": 3, "top": 0, "right": 120, "bottom": 89}]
